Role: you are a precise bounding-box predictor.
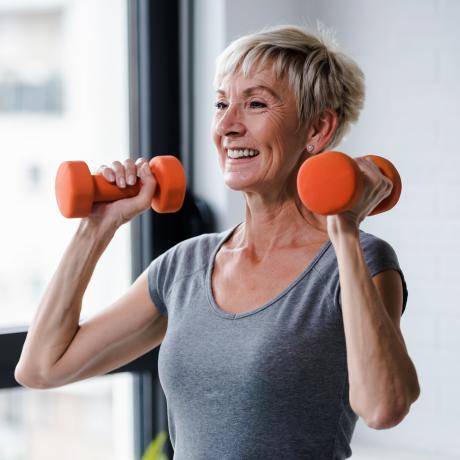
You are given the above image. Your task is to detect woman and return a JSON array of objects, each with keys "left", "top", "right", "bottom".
[{"left": 16, "top": 25, "right": 420, "bottom": 459}]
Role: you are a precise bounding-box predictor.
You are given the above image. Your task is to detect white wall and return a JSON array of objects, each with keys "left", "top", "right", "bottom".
[
  {"left": 193, "top": 0, "right": 459, "bottom": 458},
  {"left": 301, "top": 1, "right": 460, "bottom": 458}
]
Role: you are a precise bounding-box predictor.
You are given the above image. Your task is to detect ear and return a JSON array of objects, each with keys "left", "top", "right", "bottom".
[{"left": 304, "top": 109, "right": 338, "bottom": 153}]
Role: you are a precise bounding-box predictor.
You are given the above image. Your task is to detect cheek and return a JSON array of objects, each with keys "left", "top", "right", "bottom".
[
  {"left": 260, "top": 115, "right": 303, "bottom": 174},
  {"left": 261, "top": 110, "right": 293, "bottom": 142},
  {"left": 258, "top": 114, "right": 294, "bottom": 156}
]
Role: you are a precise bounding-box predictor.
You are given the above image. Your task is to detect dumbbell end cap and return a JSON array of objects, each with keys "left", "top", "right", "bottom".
[
  {"left": 149, "top": 156, "right": 187, "bottom": 213},
  {"left": 297, "top": 151, "right": 362, "bottom": 215},
  {"left": 55, "top": 161, "right": 94, "bottom": 218}
]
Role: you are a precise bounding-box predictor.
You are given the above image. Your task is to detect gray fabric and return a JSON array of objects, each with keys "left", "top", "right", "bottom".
[{"left": 147, "top": 224, "right": 408, "bottom": 459}]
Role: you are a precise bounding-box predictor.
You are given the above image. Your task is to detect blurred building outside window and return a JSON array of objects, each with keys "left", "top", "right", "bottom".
[
  {"left": 0, "top": 0, "right": 136, "bottom": 458},
  {"left": 0, "top": 9, "right": 64, "bottom": 113}
]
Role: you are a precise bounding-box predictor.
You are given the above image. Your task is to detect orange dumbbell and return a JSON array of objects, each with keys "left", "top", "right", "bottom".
[
  {"left": 296, "top": 151, "right": 402, "bottom": 216},
  {"left": 55, "top": 155, "right": 186, "bottom": 218}
]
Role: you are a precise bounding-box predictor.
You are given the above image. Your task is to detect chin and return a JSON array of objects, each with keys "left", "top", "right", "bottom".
[
  {"left": 223, "top": 173, "right": 257, "bottom": 192},
  {"left": 224, "top": 181, "right": 250, "bottom": 192}
]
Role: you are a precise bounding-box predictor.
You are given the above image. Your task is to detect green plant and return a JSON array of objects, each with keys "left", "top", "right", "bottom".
[{"left": 141, "top": 431, "right": 169, "bottom": 460}]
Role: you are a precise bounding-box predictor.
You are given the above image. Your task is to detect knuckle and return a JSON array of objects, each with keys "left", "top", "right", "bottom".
[
  {"left": 94, "top": 164, "right": 107, "bottom": 174},
  {"left": 111, "top": 160, "right": 123, "bottom": 171},
  {"left": 123, "top": 158, "right": 135, "bottom": 169},
  {"left": 135, "top": 158, "right": 148, "bottom": 173}
]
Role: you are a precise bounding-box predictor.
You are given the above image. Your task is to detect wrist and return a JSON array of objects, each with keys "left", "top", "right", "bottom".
[
  {"left": 77, "top": 217, "right": 117, "bottom": 247},
  {"left": 327, "top": 215, "right": 359, "bottom": 244}
]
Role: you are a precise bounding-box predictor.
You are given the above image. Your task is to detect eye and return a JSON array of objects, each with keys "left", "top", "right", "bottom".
[
  {"left": 214, "top": 101, "right": 227, "bottom": 110},
  {"left": 249, "top": 100, "right": 266, "bottom": 109}
]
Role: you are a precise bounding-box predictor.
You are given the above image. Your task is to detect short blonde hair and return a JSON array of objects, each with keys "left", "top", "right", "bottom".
[{"left": 214, "top": 25, "right": 365, "bottom": 149}]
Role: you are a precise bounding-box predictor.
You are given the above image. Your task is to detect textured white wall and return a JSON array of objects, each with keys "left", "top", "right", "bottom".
[
  {"left": 302, "top": 1, "right": 460, "bottom": 458},
  {"left": 193, "top": 0, "right": 459, "bottom": 457}
]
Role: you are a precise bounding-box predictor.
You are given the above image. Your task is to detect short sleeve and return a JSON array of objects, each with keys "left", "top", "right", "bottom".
[
  {"left": 147, "top": 251, "right": 170, "bottom": 317},
  {"left": 360, "top": 233, "right": 409, "bottom": 315}
]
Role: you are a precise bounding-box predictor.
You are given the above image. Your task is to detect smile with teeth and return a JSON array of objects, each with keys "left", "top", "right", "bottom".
[{"left": 227, "top": 148, "right": 260, "bottom": 159}]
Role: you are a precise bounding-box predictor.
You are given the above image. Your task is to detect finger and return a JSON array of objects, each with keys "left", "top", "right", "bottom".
[
  {"left": 129, "top": 162, "right": 157, "bottom": 213},
  {"left": 93, "top": 164, "right": 108, "bottom": 174},
  {"left": 139, "top": 162, "right": 156, "bottom": 195},
  {"left": 135, "top": 157, "right": 149, "bottom": 177},
  {"left": 111, "top": 160, "right": 126, "bottom": 188},
  {"left": 94, "top": 164, "right": 115, "bottom": 182},
  {"left": 123, "top": 158, "right": 137, "bottom": 186},
  {"left": 356, "top": 156, "right": 375, "bottom": 170},
  {"left": 383, "top": 176, "right": 393, "bottom": 197},
  {"left": 357, "top": 158, "right": 385, "bottom": 183},
  {"left": 365, "top": 158, "right": 383, "bottom": 175}
]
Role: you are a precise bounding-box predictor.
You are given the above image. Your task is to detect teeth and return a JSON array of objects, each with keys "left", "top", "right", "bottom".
[{"left": 227, "top": 149, "right": 259, "bottom": 159}]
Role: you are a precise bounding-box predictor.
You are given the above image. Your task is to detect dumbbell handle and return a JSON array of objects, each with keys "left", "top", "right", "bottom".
[{"left": 92, "top": 171, "right": 141, "bottom": 202}]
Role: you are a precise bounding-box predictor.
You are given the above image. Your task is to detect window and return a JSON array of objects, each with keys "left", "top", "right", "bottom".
[
  {"left": 0, "top": 374, "right": 134, "bottom": 460},
  {"left": 0, "top": 0, "right": 131, "bottom": 327},
  {"left": 0, "top": 0, "right": 135, "bottom": 457},
  {"left": 0, "top": 9, "right": 64, "bottom": 113}
]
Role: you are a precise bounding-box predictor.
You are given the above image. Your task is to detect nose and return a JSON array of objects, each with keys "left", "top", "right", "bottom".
[{"left": 215, "top": 103, "right": 246, "bottom": 138}]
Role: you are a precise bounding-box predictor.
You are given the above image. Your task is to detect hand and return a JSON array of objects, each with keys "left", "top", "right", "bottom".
[
  {"left": 326, "top": 157, "right": 393, "bottom": 236},
  {"left": 86, "top": 157, "right": 157, "bottom": 229}
]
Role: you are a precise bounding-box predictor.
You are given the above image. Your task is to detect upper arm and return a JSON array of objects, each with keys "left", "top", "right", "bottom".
[{"left": 49, "top": 268, "right": 167, "bottom": 387}]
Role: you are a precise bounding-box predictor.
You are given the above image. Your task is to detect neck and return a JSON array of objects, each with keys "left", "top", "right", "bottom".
[{"left": 230, "top": 192, "right": 328, "bottom": 259}]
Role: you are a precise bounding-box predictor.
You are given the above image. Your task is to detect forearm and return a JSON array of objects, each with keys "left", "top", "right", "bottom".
[
  {"left": 330, "top": 226, "right": 419, "bottom": 427},
  {"left": 16, "top": 218, "right": 116, "bottom": 385}
]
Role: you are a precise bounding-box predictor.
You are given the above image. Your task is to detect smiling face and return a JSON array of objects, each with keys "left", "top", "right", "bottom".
[{"left": 211, "top": 67, "right": 310, "bottom": 198}]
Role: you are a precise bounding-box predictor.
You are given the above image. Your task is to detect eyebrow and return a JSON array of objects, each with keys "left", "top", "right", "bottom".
[{"left": 216, "top": 85, "right": 281, "bottom": 101}]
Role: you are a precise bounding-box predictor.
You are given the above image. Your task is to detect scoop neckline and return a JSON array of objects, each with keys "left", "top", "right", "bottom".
[{"left": 205, "top": 223, "right": 332, "bottom": 320}]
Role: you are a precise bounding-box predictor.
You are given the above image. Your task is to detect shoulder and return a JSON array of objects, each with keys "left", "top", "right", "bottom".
[
  {"left": 167, "top": 227, "right": 234, "bottom": 261},
  {"left": 315, "top": 229, "right": 398, "bottom": 273},
  {"left": 358, "top": 229, "right": 401, "bottom": 272},
  {"left": 358, "top": 229, "right": 395, "bottom": 249},
  {"left": 146, "top": 227, "right": 236, "bottom": 310},
  {"left": 314, "top": 229, "right": 407, "bottom": 310},
  {"left": 358, "top": 230, "right": 408, "bottom": 314},
  {"left": 150, "top": 226, "right": 236, "bottom": 276}
]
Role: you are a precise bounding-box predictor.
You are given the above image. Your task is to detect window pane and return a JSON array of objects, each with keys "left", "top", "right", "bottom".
[
  {"left": 0, "top": 8, "right": 63, "bottom": 113},
  {"left": 0, "top": 0, "right": 131, "bottom": 327},
  {"left": 0, "top": 373, "right": 135, "bottom": 460},
  {"left": 0, "top": 1, "right": 135, "bottom": 459}
]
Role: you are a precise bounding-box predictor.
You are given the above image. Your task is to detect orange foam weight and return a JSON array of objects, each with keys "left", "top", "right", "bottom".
[
  {"left": 297, "top": 151, "right": 401, "bottom": 216},
  {"left": 149, "top": 156, "right": 186, "bottom": 213},
  {"left": 55, "top": 161, "right": 95, "bottom": 218},
  {"left": 297, "top": 151, "right": 363, "bottom": 215},
  {"left": 55, "top": 156, "right": 186, "bottom": 218}
]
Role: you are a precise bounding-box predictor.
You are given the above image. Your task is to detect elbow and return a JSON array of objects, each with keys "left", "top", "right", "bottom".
[
  {"left": 354, "top": 372, "right": 421, "bottom": 430},
  {"left": 366, "top": 406, "right": 408, "bottom": 430},
  {"left": 365, "top": 387, "right": 421, "bottom": 430},
  {"left": 14, "top": 362, "right": 54, "bottom": 389}
]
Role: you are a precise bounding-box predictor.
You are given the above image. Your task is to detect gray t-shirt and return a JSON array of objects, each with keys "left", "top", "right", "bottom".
[{"left": 147, "top": 224, "right": 408, "bottom": 460}]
